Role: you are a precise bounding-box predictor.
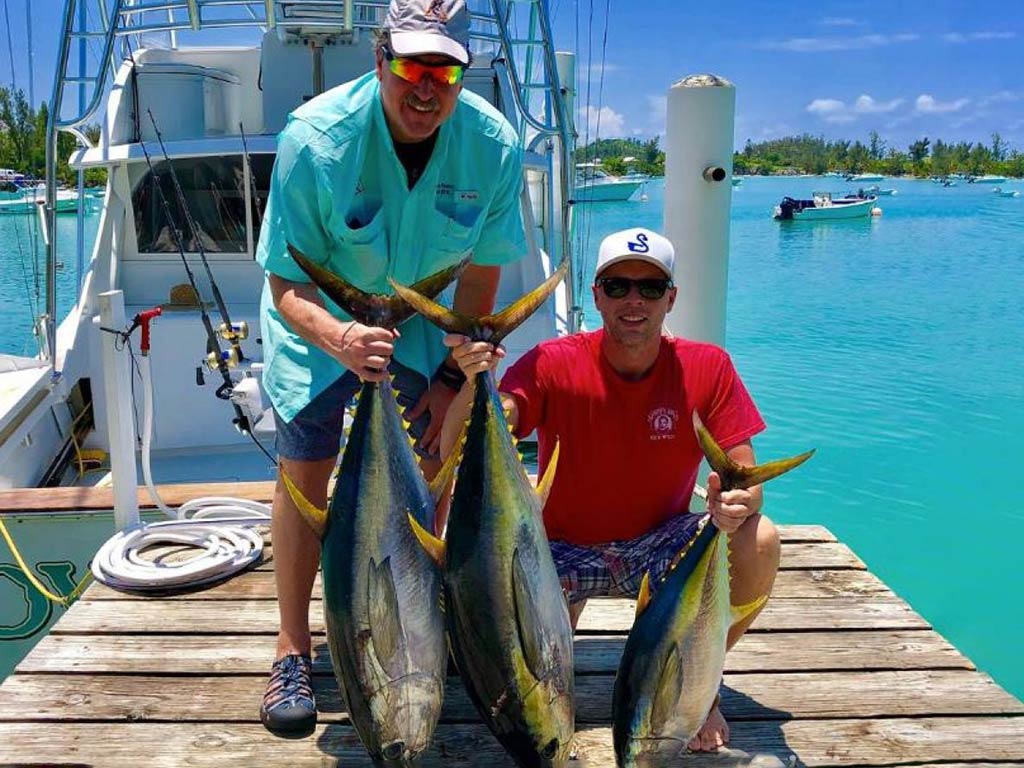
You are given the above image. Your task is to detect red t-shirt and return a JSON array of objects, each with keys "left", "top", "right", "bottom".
[{"left": 500, "top": 330, "right": 765, "bottom": 545}]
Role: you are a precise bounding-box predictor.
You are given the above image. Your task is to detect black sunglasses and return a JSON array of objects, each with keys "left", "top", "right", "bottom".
[{"left": 596, "top": 276, "right": 673, "bottom": 299}]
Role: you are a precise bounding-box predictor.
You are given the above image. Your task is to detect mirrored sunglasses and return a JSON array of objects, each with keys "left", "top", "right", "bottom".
[
  {"left": 384, "top": 49, "right": 465, "bottom": 87},
  {"left": 597, "top": 276, "right": 673, "bottom": 300}
]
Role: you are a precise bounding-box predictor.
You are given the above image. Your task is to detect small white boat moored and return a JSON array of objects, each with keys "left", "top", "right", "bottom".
[
  {"left": 970, "top": 174, "right": 1008, "bottom": 184},
  {"left": 774, "top": 191, "right": 878, "bottom": 221},
  {"left": 574, "top": 162, "right": 644, "bottom": 202}
]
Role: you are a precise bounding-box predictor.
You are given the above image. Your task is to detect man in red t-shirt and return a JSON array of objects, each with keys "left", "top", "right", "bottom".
[{"left": 440, "top": 227, "right": 779, "bottom": 753}]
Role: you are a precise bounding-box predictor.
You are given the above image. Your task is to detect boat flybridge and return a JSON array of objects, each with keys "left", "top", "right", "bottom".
[{"left": 0, "top": 0, "right": 581, "bottom": 492}]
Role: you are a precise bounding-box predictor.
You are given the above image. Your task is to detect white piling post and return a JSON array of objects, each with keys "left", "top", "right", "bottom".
[
  {"left": 97, "top": 291, "right": 140, "bottom": 531},
  {"left": 662, "top": 75, "right": 735, "bottom": 346}
]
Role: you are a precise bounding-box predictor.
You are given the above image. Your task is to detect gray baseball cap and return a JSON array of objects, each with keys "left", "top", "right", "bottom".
[{"left": 384, "top": 0, "right": 470, "bottom": 65}]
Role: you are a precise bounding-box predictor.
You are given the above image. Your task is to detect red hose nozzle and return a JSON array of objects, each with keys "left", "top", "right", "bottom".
[{"left": 135, "top": 307, "right": 163, "bottom": 354}]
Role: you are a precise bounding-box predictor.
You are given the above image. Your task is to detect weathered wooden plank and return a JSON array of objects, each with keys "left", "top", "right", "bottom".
[
  {"left": 2, "top": 670, "right": 1018, "bottom": 724},
  {"left": 0, "top": 481, "right": 277, "bottom": 513},
  {"left": 17, "top": 629, "right": 972, "bottom": 676},
  {"left": 83, "top": 567, "right": 890, "bottom": 602},
  {"left": 53, "top": 594, "right": 927, "bottom": 634},
  {"left": 2, "top": 719, "right": 1024, "bottom": 767},
  {"left": 248, "top": 536, "right": 857, "bottom": 572}
]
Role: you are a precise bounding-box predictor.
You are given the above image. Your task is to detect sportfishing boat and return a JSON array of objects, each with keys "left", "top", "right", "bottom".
[
  {"left": 773, "top": 191, "right": 878, "bottom": 221},
  {"left": 574, "top": 161, "right": 644, "bottom": 202}
]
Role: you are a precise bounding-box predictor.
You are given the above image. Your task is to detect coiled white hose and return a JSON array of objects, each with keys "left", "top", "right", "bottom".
[{"left": 90, "top": 354, "right": 272, "bottom": 591}]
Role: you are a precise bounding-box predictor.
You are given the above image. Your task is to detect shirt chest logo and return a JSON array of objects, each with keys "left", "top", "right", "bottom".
[{"left": 647, "top": 407, "right": 678, "bottom": 441}]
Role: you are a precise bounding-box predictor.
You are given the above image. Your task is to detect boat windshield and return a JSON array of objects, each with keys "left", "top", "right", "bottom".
[{"left": 132, "top": 154, "right": 274, "bottom": 256}]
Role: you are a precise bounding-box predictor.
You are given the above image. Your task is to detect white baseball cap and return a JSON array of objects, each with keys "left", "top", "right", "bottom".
[
  {"left": 595, "top": 228, "right": 675, "bottom": 280},
  {"left": 384, "top": 0, "right": 471, "bottom": 65}
]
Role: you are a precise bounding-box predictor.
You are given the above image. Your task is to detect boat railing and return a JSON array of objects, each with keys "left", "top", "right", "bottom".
[{"left": 43, "top": 0, "right": 580, "bottom": 363}]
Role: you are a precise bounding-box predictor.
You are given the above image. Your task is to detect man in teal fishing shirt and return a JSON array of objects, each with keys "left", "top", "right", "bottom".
[{"left": 255, "top": 0, "right": 526, "bottom": 734}]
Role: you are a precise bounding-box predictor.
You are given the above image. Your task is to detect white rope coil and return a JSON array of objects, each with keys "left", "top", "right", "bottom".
[{"left": 89, "top": 355, "right": 272, "bottom": 592}]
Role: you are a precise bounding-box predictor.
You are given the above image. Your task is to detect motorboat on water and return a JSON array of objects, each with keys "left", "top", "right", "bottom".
[
  {"left": 574, "top": 162, "right": 644, "bottom": 202},
  {"left": 861, "top": 185, "right": 896, "bottom": 197},
  {"left": 0, "top": 188, "right": 82, "bottom": 215},
  {"left": 845, "top": 172, "right": 884, "bottom": 182},
  {"left": 773, "top": 191, "right": 879, "bottom": 221},
  {"left": 993, "top": 187, "right": 1020, "bottom": 198},
  {"left": 970, "top": 174, "right": 1008, "bottom": 184}
]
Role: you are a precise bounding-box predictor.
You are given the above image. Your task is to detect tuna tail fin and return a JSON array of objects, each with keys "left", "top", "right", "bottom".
[
  {"left": 390, "top": 261, "right": 569, "bottom": 344},
  {"left": 691, "top": 411, "right": 815, "bottom": 491},
  {"left": 279, "top": 466, "right": 327, "bottom": 540},
  {"left": 288, "top": 244, "right": 468, "bottom": 329},
  {"left": 535, "top": 439, "right": 560, "bottom": 508}
]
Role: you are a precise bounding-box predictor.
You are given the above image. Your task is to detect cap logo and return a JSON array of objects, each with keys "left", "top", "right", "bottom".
[
  {"left": 627, "top": 232, "right": 650, "bottom": 253},
  {"left": 426, "top": 0, "right": 448, "bottom": 21}
]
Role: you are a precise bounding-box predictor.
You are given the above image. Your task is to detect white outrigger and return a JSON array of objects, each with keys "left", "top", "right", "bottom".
[{"left": 0, "top": 0, "right": 739, "bottom": 681}]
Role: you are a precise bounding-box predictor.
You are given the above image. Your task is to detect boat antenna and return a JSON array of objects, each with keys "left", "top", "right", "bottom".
[
  {"left": 145, "top": 108, "right": 246, "bottom": 364},
  {"left": 239, "top": 120, "right": 264, "bottom": 231}
]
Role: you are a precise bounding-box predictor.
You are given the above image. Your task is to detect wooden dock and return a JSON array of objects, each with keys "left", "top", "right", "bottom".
[{"left": 1, "top": 519, "right": 1023, "bottom": 766}]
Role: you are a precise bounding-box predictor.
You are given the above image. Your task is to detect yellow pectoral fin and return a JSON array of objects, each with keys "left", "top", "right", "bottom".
[
  {"left": 730, "top": 592, "right": 768, "bottom": 624},
  {"left": 280, "top": 467, "right": 327, "bottom": 539},
  {"left": 408, "top": 512, "right": 446, "bottom": 568}
]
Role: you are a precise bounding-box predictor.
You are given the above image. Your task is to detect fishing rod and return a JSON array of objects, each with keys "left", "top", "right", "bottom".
[
  {"left": 134, "top": 133, "right": 252, "bottom": 426},
  {"left": 239, "top": 121, "right": 264, "bottom": 233},
  {"left": 146, "top": 108, "right": 247, "bottom": 364}
]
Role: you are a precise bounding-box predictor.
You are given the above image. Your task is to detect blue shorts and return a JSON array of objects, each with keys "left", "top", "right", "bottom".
[
  {"left": 273, "top": 361, "right": 430, "bottom": 462},
  {"left": 550, "top": 512, "right": 705, "bottom": 603}
]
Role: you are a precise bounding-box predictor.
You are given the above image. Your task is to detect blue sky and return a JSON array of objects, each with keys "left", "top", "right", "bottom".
[{"left": 4, "top": 0, "right": 1022, "bottom": 153}]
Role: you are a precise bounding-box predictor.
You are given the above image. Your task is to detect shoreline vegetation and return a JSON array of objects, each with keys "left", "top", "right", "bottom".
[
  {"left": 0, "top": 87, "right": 105, "bottom": 187},
  {"left": 579, "top": 132, "right": 1024, "bottom": 179}
]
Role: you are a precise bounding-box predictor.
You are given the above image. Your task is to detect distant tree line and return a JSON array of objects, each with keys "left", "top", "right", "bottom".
[
  {"left": 0, "top": 86, "right": 105, "bottom": 186},
  {"left": 576, "top": 137, "right": 665, "bottom": 176},
  {"left": 579, "top": 130, "right": 1024, "bottom": 178},
  {"left": 733, "top": 131, "right": 1024, "bottom": 178}
]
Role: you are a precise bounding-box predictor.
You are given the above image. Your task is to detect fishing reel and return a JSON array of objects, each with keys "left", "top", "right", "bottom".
[
  {"left": 219, "top": 320, "right": 249, "bottom": 343},
  {"left": 206, "top": 347, "right": 242, "bottom": 371}
]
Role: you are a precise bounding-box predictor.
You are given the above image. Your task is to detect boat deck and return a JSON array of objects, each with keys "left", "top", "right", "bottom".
[{"left": 1, "top": 493, "right": 1023, "bottom": 766}]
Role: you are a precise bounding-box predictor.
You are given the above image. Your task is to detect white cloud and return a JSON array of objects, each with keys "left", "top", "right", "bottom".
[
  {"left": 915, "top": 94, "right": 970, "bottom": 114},
  {"left": 763, "top": 33, "right": 918, "bottom": 52},
  {"left": 820, "top": 17, "right": 860, "bottom": 27},
  {"left": 579, "top": 105, "right": 626, "bottom": 138},
  {"left": 853, "top": 95, "right": 904, "bottom": 114},
  {"left": 807, "top": 98, "right": 856, "bottom": 124},
  {"left": 942, "top": 31, "right": 1016, "bottom": 43},
  {"left": 806, "top": 94, "right": 903, "bottom": 123},
  {"left": 981, "top": 90, "right": 1022, "bottom": 106}
]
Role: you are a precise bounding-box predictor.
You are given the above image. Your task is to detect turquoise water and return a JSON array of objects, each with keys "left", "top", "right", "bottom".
[
  {"left": 0, "top": 207, "right": 100, "bottom": 356},
  {"left": 2, "top": 180, "right": 1022, "bottom": 701},
  {"left": 575, "top": 177, "right": 1024, "bottom": 701}
]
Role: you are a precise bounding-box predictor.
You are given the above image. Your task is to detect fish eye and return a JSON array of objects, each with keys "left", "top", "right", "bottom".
[{"left": 541, "top": 738, "right": 559, "bottom": 758}]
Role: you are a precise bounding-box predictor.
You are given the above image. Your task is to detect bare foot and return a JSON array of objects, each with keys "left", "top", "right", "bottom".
[{"left": 687, "top": 703, "right": 729, "bottom": 752}]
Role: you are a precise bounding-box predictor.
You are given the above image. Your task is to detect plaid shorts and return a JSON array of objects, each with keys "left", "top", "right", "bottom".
[{"left": 550, "top": 512, "right": 705, "bottom": 603}]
